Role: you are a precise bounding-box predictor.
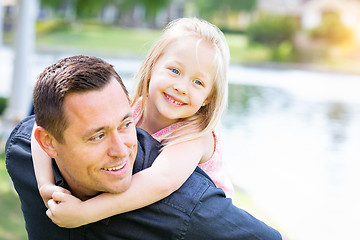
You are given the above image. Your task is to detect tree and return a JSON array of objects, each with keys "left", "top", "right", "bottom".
[
  {"left": 40, "top": 0, "right": 109, "bottom": 19},
  {"left": 123, "top": 0, "right": 171, "bottom": 20},
  {"left": 40, "top": 0, "right": 172, "bottom": 25},
  {"left": 193, "top": 0, "right": 257, "bottom": 27}
]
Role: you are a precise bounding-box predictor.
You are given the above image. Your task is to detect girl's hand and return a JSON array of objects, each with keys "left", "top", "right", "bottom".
[
  {"left": 46, "top": 192, "right": 89, "bottom": 228},
  {"left": 39, "top": 184, "right": 71, "bottom": 208}
]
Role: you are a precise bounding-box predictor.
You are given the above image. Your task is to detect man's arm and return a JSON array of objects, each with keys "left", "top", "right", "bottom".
[{"left": 185, "top": 170, "right": 282, "bottom": 240}]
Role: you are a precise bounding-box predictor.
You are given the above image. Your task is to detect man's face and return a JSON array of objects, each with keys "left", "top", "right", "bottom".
[{"left": 52, "top": 77, "right": 137, "bottom": 199}]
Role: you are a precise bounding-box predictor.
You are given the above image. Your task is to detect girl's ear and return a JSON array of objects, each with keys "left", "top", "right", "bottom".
[
  {"left": 202, "top": 98, "right": 211, "bottom": 107},
  {"left": 33, "top": 126, "right": 58, "bottom": 158}
]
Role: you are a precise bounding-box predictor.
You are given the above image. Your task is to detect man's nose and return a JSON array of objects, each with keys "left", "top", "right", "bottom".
[{"left": 108, "top": 133, "right": 128, "bottom": 158}]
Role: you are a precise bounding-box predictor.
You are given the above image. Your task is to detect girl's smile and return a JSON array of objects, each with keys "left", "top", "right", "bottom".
[
  {"left": 163, "top": 92, "right": 186, "bottom": 106},
  {"left": 144, "top": 36, "right": 216, "bottom": 132}
]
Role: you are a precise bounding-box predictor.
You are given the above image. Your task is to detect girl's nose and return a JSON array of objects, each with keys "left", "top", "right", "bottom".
[{"left": 173, "top": 82, "right": 188, "bottom": 95}]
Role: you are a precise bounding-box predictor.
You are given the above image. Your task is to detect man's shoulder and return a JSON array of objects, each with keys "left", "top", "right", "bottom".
[
  {"left": 6, "top": 115, "right": 34, "bottom": 142},
  {"left": 5, "top": 115, "right": 34, "bottom": 153},
  {"left": 160, "top": 167, "right": 223, "bottom": 215}
]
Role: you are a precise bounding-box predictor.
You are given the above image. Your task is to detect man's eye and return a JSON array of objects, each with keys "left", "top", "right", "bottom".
[
  {"left": 124, "top": 121, "right": 133, "bottom": 128},
  {"left": 118, "top": 120, "right": 134, "bottom": 132},
  {"left": 170, "top": 68, "right": 180, "bottom": 75},
  {"left": 90, "top": 133, "right": 104, "bottom": 142}
]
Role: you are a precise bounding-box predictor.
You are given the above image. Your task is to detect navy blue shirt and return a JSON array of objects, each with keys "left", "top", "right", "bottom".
[{"left": 6, "top": 115, "right": 282, "bottom": 240}]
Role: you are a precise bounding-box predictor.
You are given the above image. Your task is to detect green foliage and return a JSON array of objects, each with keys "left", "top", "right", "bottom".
[
  {"left": 40, "top": 0, "right": 172, "bottom": 21},
  {"left": 132, "top": 0, "right": 172, "bottom": 20},
  {"left": 0, "top": 97, "right": 7, "bottom": 116},
  {"left": 246, "top": 15, "right": 298, "bottom": 61},
  {"left": 272, "top": 41, "right": 295, "bottom": 62},
  {"left": 247, "top": 15, "right": 298, "bottom": 47},
  {"left": 41, "top": 0, "right": 111, "bottom": 18},
  {"left": 194, "top": 0, "right": 257, "bottom": 20},
  {"left": 309, "top": 12, "right": 353, "bottom": 45},
  {"left": 36, "top": 18, "right": 70, "bottom": 34}
]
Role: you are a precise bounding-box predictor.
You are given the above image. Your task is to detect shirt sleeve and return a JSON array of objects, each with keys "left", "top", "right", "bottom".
[
  {"left": 5, "top": 116, "right": 70, "bottom": 240},
  {"left": 184, "top": 171, "right": 282, "bottom": 240}
]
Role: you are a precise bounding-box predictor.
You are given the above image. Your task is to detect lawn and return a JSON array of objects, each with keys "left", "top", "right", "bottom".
[
  {"left": 36, "top": 24, "right": 163, "bottom": 58},
  {"left": 5, "top": 21, "right": 270, "bottom": 63},
  {"left": 0, "top": 152, "right": 27, "bottom": 240}
]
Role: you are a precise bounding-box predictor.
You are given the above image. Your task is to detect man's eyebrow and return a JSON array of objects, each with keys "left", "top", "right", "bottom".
[
  {"left": 122, "top": 112, "right": 133, "bottom": 121},
  {"left": 83, "top": 126, "right": 105, "bottom": 140},
  {"left": 83, "top": 112, "right": 133, "bottom": 139}
]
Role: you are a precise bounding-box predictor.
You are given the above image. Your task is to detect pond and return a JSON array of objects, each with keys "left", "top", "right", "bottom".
[{"left": 221, "top": 67, "right": 360, "bottom": 240}]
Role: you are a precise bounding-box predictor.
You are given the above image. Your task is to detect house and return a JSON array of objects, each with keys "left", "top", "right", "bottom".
[{"left": 257, "top": 0, "right": 360, "bottom": 41}]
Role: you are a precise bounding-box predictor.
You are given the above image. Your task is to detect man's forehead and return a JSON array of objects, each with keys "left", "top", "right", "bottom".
[{"left": 62, "top": 78, "right": 131, "bottom": 133}]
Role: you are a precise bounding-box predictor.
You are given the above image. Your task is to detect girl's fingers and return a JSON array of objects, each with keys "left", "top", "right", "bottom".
[{"left": 52, "top": 191, "right": 66, "bottom": 202}]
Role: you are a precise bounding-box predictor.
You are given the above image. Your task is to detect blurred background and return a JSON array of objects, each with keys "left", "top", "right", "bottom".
[{"left": 1, "top": 0, "right": 360, "bottom": 239}]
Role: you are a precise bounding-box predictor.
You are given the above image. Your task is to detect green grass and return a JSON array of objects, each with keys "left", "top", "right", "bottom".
[
  {"left": 36, "top": 24, "right": 163, "bottom": 58},
  {"left": 4, "top": 21, "right": 270, "bottom": 63},
  {"left": 0, "top": 152, "right": 27, "bottom": 240},
  {"left": 225, "top": 33, "right": 271, "bottom": 63}
]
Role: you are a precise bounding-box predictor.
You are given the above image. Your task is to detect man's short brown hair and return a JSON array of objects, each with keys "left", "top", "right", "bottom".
[{"left": 33, "top": 55, "right": 128, "bottom": 143}]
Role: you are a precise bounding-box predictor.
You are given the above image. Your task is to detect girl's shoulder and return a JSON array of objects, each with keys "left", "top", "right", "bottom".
[{"left": 197, "top": 130, "right": 215, "bottom": 164}]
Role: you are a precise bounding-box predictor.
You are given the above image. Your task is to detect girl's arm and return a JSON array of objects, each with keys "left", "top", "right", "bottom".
[
  {"left": 31, "top": 123, "right": 69, "bottom": 206},
  {"left": 46, "top": 131, "right": 213, "bottom": 228}
]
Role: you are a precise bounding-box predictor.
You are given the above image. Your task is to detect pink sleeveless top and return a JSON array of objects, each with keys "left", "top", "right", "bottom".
[{"left": 132, "top": 99, "right": 235, "bottom": 198}]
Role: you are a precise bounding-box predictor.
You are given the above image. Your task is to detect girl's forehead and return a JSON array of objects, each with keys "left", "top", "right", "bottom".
[{"left": 162, "top": 37, "right": 216, "bottom": 61}]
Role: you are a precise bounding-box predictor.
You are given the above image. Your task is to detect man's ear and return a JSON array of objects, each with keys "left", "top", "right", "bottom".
[{"left": 33, "top": 126, "right": 58, "bottom": 158}]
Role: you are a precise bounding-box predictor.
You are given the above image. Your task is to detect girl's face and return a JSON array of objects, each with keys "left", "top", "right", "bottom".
[{"left": 147, "top": 37, "right": 216, "bottom": 126}]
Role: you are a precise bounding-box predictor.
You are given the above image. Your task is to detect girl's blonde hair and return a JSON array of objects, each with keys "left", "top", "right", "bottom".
[{"left": 132, "top": 17, "right": 230, "bottom": 146}]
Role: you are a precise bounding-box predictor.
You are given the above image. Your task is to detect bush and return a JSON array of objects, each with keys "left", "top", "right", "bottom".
[
  {"left": 246, "top": 15, "right": 298, "bottom": 47},
  {"left": 246, "top": 15, "right": 298, "bottom": 61},
  {"left": 0, "top": 97, "right": 7, "bottom": 116},
  {"left": 36, "top": 18, "right": 71, "bottom": 34}
]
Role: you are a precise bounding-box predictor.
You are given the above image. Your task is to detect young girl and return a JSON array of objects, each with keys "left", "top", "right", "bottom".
[{"left": 31, "top": 17, "right": 234, "bottom": 228}]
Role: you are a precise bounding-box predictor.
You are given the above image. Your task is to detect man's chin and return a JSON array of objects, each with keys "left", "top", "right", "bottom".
[{"left": 108, "top": 176, "right": 132, "bottom": 194}]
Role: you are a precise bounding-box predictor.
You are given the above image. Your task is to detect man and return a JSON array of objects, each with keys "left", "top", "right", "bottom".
[{"left": 6, "top": 55, "right": 282, "bottom": 239}]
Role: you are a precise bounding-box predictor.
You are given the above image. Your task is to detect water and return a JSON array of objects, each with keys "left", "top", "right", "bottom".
[
  {"left": 222, "top": 67, "right": 360, "bottom": 240},
  {"left": 2, "top": 48, "right": 360, "bottom": 239}
]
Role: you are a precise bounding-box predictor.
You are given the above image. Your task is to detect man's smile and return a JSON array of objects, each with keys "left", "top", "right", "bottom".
[{"left": 102, "top": 161, "right": 127, "bottom": 171}]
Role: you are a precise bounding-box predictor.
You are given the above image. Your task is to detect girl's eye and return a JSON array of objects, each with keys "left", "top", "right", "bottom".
[
  {"left": 194, "top": 79, "right": 203, "bottom": 86},
  {"left": 170, "top": 68, "right": 180, "bottom": 75}
]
